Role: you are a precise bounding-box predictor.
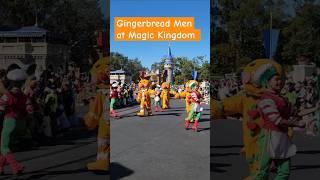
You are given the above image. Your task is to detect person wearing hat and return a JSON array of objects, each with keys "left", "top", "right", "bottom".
[
  {"left": 174, "top": 81, "right": 192, "bottom": 116},
  {"left": 0, "top": 65, "right": 33, "bottom": 175},
  {"left": 154, "top": 86, "right": 162, "bottom": 112},
  {"left": 0, "top": 69, "right": 7, "bottom": 150},
  {"left": 254, "top": 63, "right": 303, "bottom": 179},
  {"left": 136, "top": 73, "right": 153, "bottom": 116},
  {"left": 110, "top": 82, "right": 119, "bottom": 118},
  {"left": 212, "top": 59, "right": 284, "bottom": 179},
  {"left": 184, "top": 80, "right": 202, "bottom": 131},
  {"left": 0, "top": 69, "right": 6, "bottom": 95},
  {"left": 42, "top": 78, "right": 58, "bottom": 139}
]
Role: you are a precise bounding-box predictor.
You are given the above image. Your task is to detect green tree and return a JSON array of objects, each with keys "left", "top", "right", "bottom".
[
  {"left": 281, "top": 4, "right": 320, "bottom": 64},
  {"left": 151, "top": 56, "right": 209, "bottom": 84},
  {"left": 0, "top": 0, "right": 104, "bottom": 65},
  {"left": 111, "top": 52, "right": 146, "bottom": 82},
  {"left": 198, "top": 61, "right": 210, "bottom": 81},
  {"left": 174, "top": 75, "right": 184, "bottom": 85}
]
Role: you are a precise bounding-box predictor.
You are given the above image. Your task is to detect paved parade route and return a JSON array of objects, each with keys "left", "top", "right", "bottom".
[
  {"left": 0, "top": 105, "right": 108, "bottom": 180},
  {"left": 212, "top": 119, "right": 320, "bottom": 180},
  {"left": 110, "top": 99, "right": 210, "bottom": 180}
]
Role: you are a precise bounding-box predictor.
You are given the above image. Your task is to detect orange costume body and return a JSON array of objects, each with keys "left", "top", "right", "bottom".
[
  {"left": 84, "top": 58, "right": 109, "bottom": 171},
  {"left": 160, "top": 82, "right": 170, "bottom": 109},
  {"left": 136, "top": 78, "right": 153, "bottom": 116}
]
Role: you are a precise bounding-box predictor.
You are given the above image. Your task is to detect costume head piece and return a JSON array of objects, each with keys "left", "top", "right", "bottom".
[
  {"left": 6, "top": 63, "right": 34, "bottom": 89},
  {"left": 7, "top": 69, "right": 28, "bottom": 81},
  {"left": 90, "top": 57, "right": 108, "bottom": 89},
  {"left": 138, "top": 79, "right": 150, "bottom": 89},
  {"left": 255, "top": 65, "right": 278, "bottom": 88},
  {"left": 138, "top": 71, "right": 150, "bottom": 89},
  {"left": 161, "top": 82, "right": 170, "bottom": 89},
  {"left": 241, "top": 59, "right": 283, "bottom": 96},
  {"left": 112, "top": 82, "right": 119, "bottom": 88},
  {"left": 188, "top": 80, "right": 198, "bottom": 90}
]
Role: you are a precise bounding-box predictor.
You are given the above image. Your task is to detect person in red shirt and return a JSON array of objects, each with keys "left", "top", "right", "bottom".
[
  {"left": 185, "top": 81, "right": 203, "bottom": 132},
  {"left": 0, "top": 65, "right": 33, "bottom": 176},
  {"left": 110, "top": 82, "right": 119, "bottom": 118},
  {"left": 255, "top": 64, "right": 302, "bottom": 179}
]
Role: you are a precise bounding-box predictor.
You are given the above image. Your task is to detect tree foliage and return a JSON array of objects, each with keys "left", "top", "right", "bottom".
[
  {"left": 0, "top": 0, "right": 104, "bottom": 65},
  {"left": 150, "top": 56, "right": 209, "bottom": 84},
  {"left": 110, "top": 52, "right": 146, "bottom": 82},
  {"left": 212, "top": 0, "right": 320, "bottom": 75}
]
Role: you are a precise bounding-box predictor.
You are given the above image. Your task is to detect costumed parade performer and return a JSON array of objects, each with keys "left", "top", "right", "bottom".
[
  {"left": 212, "top": 59, "right": 284, "bottom": 179},
  {"left": 0, "top": 70, "right": 6, "bottom": 147},
  {"left": 254, "top": 62, "right": 301, "bottom": 179},
  {"left": 84, "top": 58, "right": 109, "bottom": 171},
  {"left": 175, "top": 80, "right": 193, "bottom": 115},
  {"left": 110, "top": 82, "right": 119, "bottom": 118},
  {"left": 185, "top": 80, "right": 203, "bottom": 132},
  {"left": 160, "top": 82, "right": 170, "bottom": 109},
  {"left": 154, "top": 85, "right": 162, "bottom": 112},
  {"left": 136, "top": 72, "right": 153, "bottom": 117},
  {"left": 0, "top": 64, "right": 33, "bottom": 176}
]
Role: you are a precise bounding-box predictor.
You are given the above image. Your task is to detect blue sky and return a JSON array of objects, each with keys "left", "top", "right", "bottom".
[{"left": 110, "top": 0, "right": 210, "bottom": 69}]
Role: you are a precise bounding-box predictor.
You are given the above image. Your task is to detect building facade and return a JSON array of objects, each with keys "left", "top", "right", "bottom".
[
  {"left": 0, "top": 26, "right": 68, "bottom": 78},
  {"left": 110, "top": 69, "right": 131, "bottom": 84}
]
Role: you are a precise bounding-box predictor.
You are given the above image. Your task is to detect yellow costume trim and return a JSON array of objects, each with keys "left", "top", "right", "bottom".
[
  {"left": 136, "top": 79, "right": 152, "bottom": 116},
  {"left": 160, "top": 82, "right": 170, "bottom": 109},
  {"left": 212, "top": 59, "right": 283, "bottom": 178},
  {"left": 84, "top": 57, "right": 109, "bottom": 171}
]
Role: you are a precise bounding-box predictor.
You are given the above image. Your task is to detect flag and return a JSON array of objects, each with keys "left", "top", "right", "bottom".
[
  {"left": 192, "top": 71, "right": 198, "bottom": 80},
  {"left": 263, "top": 29, "right": 280, "bottom": 59}
]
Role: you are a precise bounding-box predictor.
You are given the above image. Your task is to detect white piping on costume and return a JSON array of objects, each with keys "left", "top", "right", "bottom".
[
  {"left": 97, "top": 152, "right": 108, "bottom": 160},
  {"left": 97, "top": 138, "right": 107, "bottom": 146},
  {"left": 252, "top": 63, "right": 273, "bottom": 85}
]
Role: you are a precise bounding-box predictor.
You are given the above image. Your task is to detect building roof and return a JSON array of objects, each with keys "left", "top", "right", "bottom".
[
  {"left": 0, "top": 26, "right": 48, "bottom": 37},
  {"left": 165, "top": 46, "right": 173, "bottom": 65},
  {"left": 111, "top": 69, "right": 125, "bottom": 74}
]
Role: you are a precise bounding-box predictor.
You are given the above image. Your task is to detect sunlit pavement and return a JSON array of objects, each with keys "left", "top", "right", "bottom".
[{"left": 111, "top": 99, "right": 210, "bottom": 180}]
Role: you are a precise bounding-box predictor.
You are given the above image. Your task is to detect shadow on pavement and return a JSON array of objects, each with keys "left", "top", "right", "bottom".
[
  {"left": 20, "top": 168, "right": 107, "bottom": 180},
  {"left": 211, "top": 162, "right": 231, "bottom": 173},
  {"left": 211, "top": 145, "right": 243, "bottom": 149},
  {"left": 117, "top": 114, "right": 136, "bottom": 118},
  {"left": 291, "top": 164, "right": 320, "bottom": 170},
  {"left": 110, "top": 162, "right": 134, "bottom": 180},
  {"left": 14, "top": 127, "right": 97, "bottom": 152},
  {"left": 161, "top": 109, "right": 185, "bottom": 112},
  {"left": 198, "top": 127, "right": 210, "bottom": 132},
  {"left": 1, "top": 154, "right": 98, "bottom": 180},
  {"left": 200, "top": 118, "right": 211, "bottom": 122},
  {"left": 297, "top": 150, "right": 320, "bottom": 155},
  {"left": 211, "top": 152, "right": 240, "bottom": 157},
  {"left": 151, "top": 113, "right": 181, "bottom": 116}
]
